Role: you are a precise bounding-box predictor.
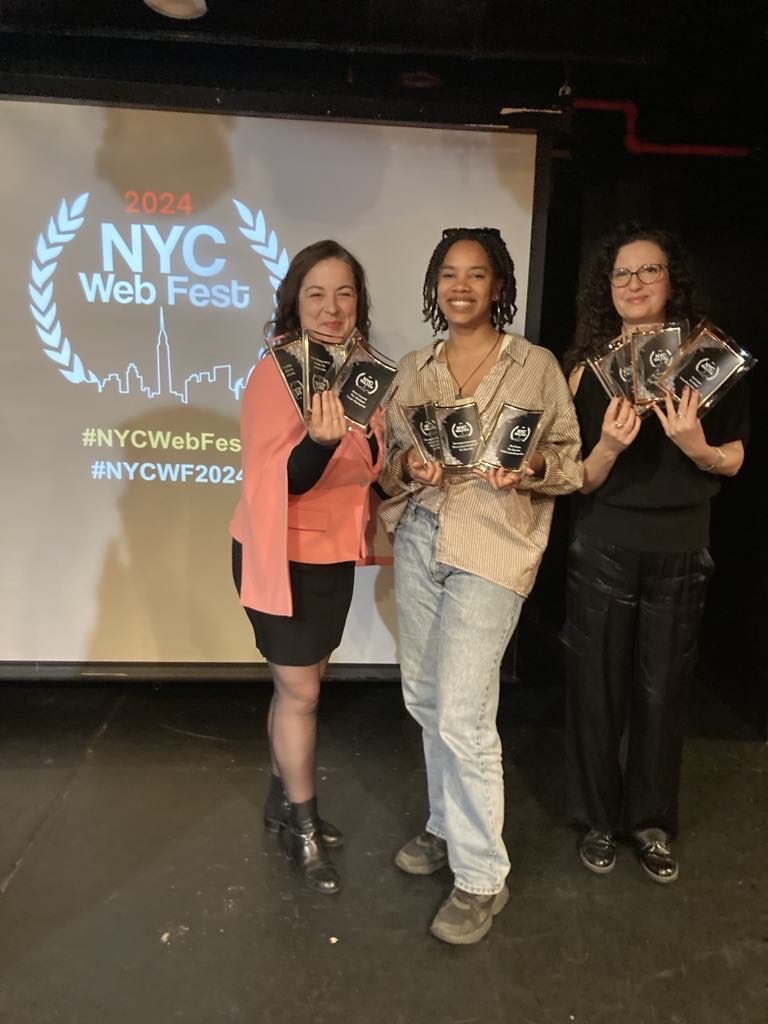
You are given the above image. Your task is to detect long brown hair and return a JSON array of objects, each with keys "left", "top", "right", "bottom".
[{"left": 269, "top": 239, "right": 371, "bottom": 337}]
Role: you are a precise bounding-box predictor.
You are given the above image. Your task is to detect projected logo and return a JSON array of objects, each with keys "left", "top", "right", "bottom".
[{"left": 28, "top": 194, "right": 289, "bottom": 402}]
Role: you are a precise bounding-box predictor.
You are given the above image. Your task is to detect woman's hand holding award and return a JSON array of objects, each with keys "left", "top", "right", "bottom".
[
  {"left": 589, "top": 320, "right": 755, "bottom": 418},
  {"left": 267, "top": 327, "right": 397, "bottom": 430},
  {"left": 401, "top": 399, "right": 544, "bottom": 484}
]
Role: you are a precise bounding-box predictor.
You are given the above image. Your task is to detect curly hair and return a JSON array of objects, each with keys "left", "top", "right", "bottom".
[
  {"left": 562, "top": 222, "right": 703, "bottom": 375},
  {"left": 268, "top": 239, "right": 371, "bottom": 338},
  {"left": 422, "top": 227, "right": 518, "bottom": 334}
]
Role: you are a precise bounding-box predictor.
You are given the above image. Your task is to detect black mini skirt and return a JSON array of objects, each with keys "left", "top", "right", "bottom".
[{"left": 231, "top": 539, "right": 354, "bottom": 666}]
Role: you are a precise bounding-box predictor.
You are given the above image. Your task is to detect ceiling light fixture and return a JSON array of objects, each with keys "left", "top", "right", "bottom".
[{"left": 143, "top": 0, "right": 208, "bottom": 19}]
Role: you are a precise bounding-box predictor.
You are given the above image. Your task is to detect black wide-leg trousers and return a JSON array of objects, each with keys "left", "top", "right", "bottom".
[{"left": 563, "top": 534, "right": 713, "bottom": 838}]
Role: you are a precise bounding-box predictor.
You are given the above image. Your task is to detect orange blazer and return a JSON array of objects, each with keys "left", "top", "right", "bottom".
[{"left": 230, "top": 355, "right": 384, "bottom": 616}]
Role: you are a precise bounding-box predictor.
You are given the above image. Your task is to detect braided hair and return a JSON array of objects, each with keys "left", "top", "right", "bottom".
[
  {"left": 563, "top": 222, "right": 701, "bottom": 375},
  {"left": 422, "top": 227, "right": 518, "bottom": 334}
]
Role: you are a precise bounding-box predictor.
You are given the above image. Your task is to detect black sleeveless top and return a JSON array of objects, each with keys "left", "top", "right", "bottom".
[{"left": 572, "top": 364, "right": 749, "bottom": 552}]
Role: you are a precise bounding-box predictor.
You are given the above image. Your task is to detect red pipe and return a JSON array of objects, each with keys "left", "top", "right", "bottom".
[{"left": 572, "top": 97, "right": 750, "bottom": 158}]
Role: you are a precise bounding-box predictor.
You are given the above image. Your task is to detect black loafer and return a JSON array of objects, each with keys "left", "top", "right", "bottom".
[
  {"left": 636, "top": 836, "right": 678, "bottom": 884},
  {"left": 579, "top": 829, "right": 616, "bottom": 874}
]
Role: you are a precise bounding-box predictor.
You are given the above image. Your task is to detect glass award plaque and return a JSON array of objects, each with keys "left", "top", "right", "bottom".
[
  {"left": 304, "top": 330, "right": 350, "bottom": 404},
  {"left": 479, "top": 404, "right": 544, "bottom": 473},
  {"left": 267, "top": 331, "right": 306, "bottom": 418},
  {"left": 631, "top": 322, "right": 686, "bottom": 405},
  {"left": 402, "top": 402, "right": 442, "bottom": 462},
  {"left": 588, "top": 335, "right": 634, "bottom": 403},
  {"left": 655, "top": 321, "right": 756, "bottom": 415},
  {"left": 434, "top": 401, "right": 485, "bottom": 469},
  {"left": 332, "top": 337, "right": 398, "bottom": 428}
]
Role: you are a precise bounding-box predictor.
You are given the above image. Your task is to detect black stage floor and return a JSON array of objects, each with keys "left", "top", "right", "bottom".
[{"left": 0, "top": 677, "right": 765, "bottom": 1024}]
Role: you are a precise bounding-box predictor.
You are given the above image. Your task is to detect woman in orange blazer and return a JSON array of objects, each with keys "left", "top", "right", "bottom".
[{"left": 230, "top": 240, "right": 383, "bottom": 894}]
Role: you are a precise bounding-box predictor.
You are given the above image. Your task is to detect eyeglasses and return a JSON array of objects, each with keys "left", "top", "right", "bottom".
[{"left": 610, "top": 263, "right": 668, "bottom": 287}]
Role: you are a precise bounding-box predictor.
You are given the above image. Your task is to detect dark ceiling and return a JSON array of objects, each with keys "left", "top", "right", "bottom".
[{"left": 0, "top": 1, "right": 765, "bottom": 151}]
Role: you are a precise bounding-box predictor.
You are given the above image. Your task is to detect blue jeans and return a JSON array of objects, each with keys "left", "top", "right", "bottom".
[{"left": 394, "top": 502, "right": 524, "bottom": 894}]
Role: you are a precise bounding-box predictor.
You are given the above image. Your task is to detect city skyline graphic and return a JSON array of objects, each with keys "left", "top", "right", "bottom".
[{"left": 90, "top": 307, "right": 254, "bottom": 404}]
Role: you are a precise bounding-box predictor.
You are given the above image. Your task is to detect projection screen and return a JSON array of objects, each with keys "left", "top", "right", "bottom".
[{"left": 0, "top": 99, "right": 539, "bottom": 671}]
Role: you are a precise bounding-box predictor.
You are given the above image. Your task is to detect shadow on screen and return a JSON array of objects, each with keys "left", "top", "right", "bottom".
[
  {"left": 95, "top": 108, "right": 236, "bottom": 212},
  {"left": 85, "top": 404, "right": 246, "bottom": 663}
]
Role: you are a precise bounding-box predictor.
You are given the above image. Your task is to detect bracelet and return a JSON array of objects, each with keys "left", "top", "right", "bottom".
[{"left": 699, "top": 446, "right": 726, "bottom": 473}]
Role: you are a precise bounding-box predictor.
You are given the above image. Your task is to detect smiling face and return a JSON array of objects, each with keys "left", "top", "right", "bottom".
[
  {"left": 436, "top": 240, "right": 501, "bottom": 333},
  {"left": 610, "top": 239, "right": 672, "bottom": 328},
  {"left": 297, "top": 257, "right": 358, "bottom": 340}
]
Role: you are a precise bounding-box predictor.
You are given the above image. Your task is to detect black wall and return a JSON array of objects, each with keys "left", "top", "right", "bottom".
[{"left": 520, "top": 135, "right": 765, "bottom": 734}]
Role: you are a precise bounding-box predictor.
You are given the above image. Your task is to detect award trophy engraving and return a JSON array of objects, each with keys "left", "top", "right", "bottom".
[
  {"left": 588, "top": 335, "right": 634, "bottom": 403},
  {"left": 434, "top": 401, "right": 485, "bottom": 469},
  {"left": 631, "top": 322, "right": 686, "bottom": 406},
  {"left": 268, "top": 328, "right": 355, "bottom": 420},
  {"left": 402, "top": 402, "right": 442, "bottom": 462},
  {"left": 304, "top": 330, "right": 351, "bottom": 404},
  {"left": 332, "top": 335, "right": 398, "bottom": 428},
  {"left": 655, "top": 321, "right": 756, "bottom": 415},
  {"left": 479, "top": 404, "right": 544, "bottom": 473},
  {"left": 267, "top": 331, "right": 306, "bottom": 418}
]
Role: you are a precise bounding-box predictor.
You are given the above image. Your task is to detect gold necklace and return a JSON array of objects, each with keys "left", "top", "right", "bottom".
[{"left": 445, "top": 333, "right": 502, "bottom": 398}]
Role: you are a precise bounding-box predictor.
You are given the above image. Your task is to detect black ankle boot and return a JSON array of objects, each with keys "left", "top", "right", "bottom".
[
  {"left": 281, "top": 797, "right": 341, "bottom": 895},
  {"left": 264, "top": 774, "right": 287, "bottom": 830},
  {"left": 264, "top": 775, "right": 344, "bottom": 847}
]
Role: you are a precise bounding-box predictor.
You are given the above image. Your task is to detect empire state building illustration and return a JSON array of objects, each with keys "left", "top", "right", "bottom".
[{"left": 94, "top": 307, "right": 252, "bottom": 403}]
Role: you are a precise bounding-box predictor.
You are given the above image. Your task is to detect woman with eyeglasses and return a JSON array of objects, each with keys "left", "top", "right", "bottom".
[
  {"left": 562, "top": 222, "right": 748, "bottom": 884},
  {"left": 379, "top": 227, "right": 582, "bottom": 943}
]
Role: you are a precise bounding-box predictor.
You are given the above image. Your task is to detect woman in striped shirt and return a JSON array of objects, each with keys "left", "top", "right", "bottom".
[{"left": 379, "top": 227, "right": 582, "bottom": 944}]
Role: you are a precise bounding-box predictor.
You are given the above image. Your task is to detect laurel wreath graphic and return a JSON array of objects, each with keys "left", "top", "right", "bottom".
[
  {"left": 28, "top": 192, "right": 98, "bottom": 384},
  {"left": 232, "top": 200, "right": 290, "bottom": 387},
  {"left": 28, "top": 193, "right": 290, "bottom": 396},
  {"left": 232, "top": 200, "right": 290, "bottom": 301}
]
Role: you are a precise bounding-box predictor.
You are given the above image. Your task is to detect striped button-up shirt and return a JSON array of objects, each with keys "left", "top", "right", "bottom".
[{"left": 378, "top": 333, "right": 583, "bottom": 596}]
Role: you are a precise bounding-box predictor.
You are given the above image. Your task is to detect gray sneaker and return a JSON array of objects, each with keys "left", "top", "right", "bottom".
[
  {"left": 394, "top": 831, "right": 448, "bottom": 875},
  {"left": 430, "top": 885, "right": 509, "bottom": 945}
]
